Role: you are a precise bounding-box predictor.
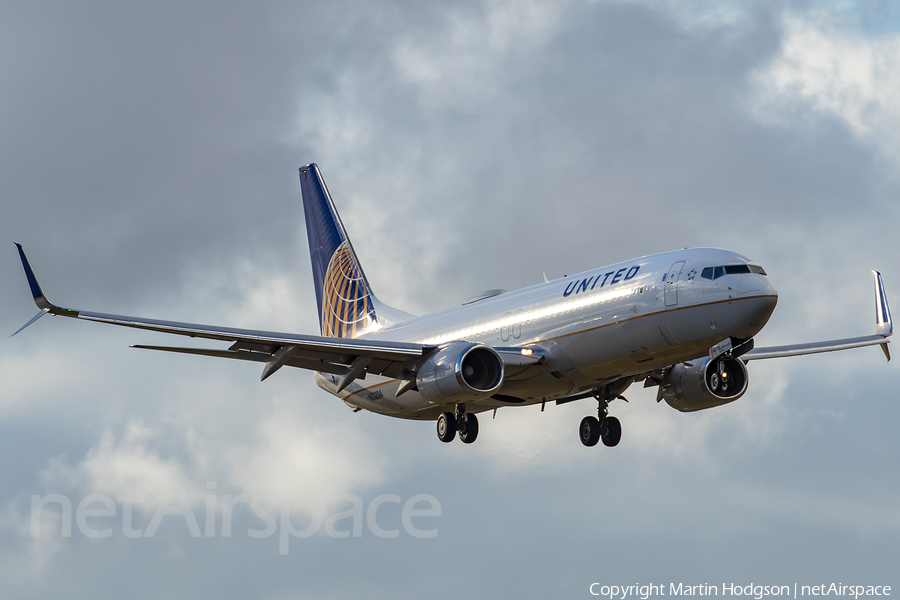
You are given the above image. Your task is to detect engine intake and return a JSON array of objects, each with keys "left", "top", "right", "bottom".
[
  {"left": 661, "top": 356, "right": 748, "bottom": 412},
  {"left": 417, "top": 342, "right": 504, "bottom": 403}
]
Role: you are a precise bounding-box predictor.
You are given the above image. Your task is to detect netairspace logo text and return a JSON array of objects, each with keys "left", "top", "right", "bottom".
[
  {"left": 589, "top": 584, "right": 892, "bottom": 600},
  {"left": 31, "top": 489, "right": 440, "bottom": 555}
]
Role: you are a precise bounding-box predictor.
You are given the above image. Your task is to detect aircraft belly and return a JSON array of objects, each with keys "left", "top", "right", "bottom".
[
  {"left": 543, "top": 298, "right": 769, "bottom": 386},
  {"left": 308, "top": 295, "right": 777, "bottom": 420},
  {"left": 315, "top": 372, "right": 451, "bottom": 421}
]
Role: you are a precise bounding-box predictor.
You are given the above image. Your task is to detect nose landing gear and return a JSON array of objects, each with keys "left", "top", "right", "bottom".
[
  {"left": 709, "top": 358, "right": 730, "bottom": 393},
  {"left": 579, "top": 395, "right": 623, "bottom": 447}
]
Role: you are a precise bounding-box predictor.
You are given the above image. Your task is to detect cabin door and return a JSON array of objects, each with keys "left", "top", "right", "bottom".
[{"left": 664, "top": 261, "right": 685, "bottom": 307}]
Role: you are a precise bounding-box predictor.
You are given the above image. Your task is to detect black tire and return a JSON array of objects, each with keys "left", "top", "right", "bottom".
[
  {"left": 601, "top": 416, "right": 622, "bottom": 447},
  {"left": 460, "top": 413, "right": 479, "bottom": 444},
  {"left": 437, "top": 412, "right": 456, "bottom": 443},
  {"left": 580, "top": 416, "right": 600, "bottom": 447}
]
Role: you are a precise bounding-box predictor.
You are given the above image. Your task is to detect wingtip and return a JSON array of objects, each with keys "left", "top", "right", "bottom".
[
  {"left": 14, "top": 244, "right": 59, "bottom": 312},
  {"left": 873, "top": 270, "right": 892, "bottom": 337},
  {"left": 11, "top": 309, "right": 48, "bottom": 336}
]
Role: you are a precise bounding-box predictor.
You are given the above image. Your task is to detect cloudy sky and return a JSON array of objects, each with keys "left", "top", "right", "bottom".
[{"left": 2, "top": 1, "right": 899, "bottom": 597}]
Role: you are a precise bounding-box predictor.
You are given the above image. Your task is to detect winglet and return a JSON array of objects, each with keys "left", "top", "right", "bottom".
[
  {"left": 874, "top": 270, "right": 892, "bottom": 337},
  {"left": 12, "top": 243, "right": 77, "bottom": 337},
  {"left": 15, "top": 243, "right": 57, "bottom": 312},
  {"left": 12, "top": 243, "right": 57, "bottom": 336},
  {"left": 873, "top": 270, "right": 891, "bottom": 361},
  {"left": 11, "top": 310, "right": 48, "bottom": 337}
]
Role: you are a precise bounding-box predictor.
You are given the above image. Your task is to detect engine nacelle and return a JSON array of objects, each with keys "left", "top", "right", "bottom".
[
  {"left": 416, "top": 342, "right": 504, "bottom": 404},
  {"left": 661, "top": 356, "right": 749, "bottom": 412}
]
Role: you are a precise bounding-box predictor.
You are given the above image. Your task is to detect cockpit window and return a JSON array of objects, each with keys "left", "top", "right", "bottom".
[
  {"left": 701, "top": 264, "right": 767, "bottom": 280},
  {"left": 724, "top": 265, "right": 751, "bottom": 275}
]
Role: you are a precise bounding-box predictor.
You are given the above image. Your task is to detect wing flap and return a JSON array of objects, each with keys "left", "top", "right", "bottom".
[
  {"left": 132, "top": 344, "right": 415, "bottom": 379},
  {"left": 133, "top": 344, "right": 354, "bottom": 376}
]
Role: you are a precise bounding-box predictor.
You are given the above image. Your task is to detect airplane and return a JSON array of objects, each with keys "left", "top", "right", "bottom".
[{"left": 13, "top": 163, "right": 893, "bottom": 447}]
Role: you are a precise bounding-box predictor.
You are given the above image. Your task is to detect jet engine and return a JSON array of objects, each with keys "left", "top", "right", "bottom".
[
  {"left": 416, "top": 342, "right": 504, "bottom": 403},
  {"left": 660, "top": 356, "right": 748, "bottom": 412}
]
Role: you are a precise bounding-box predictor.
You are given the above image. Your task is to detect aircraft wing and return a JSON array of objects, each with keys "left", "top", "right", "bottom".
[
  {"left": 743, "top": 270, "right": 892, "bottom": 362},
  {"left": 743, "top": 334, "right": 890, "bottom": 361},
  {"left": 13, "top": 243, "right": 434, "bottom": 387}
]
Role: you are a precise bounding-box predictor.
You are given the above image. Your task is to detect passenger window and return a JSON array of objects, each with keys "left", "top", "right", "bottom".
[
  {"left": 701, "top": 267, "right": 713, "bottom": 279},
  {"left": 713, "top": 266, "right": 725, "bottom": 279}
]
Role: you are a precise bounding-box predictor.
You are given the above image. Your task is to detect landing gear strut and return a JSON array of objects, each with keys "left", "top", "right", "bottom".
[
  {"left": 579, "top": 396, "right": 622, "bottom": 448},
  {"left": 436, "top": 404, "right": 479, "bottom": 444},
  {"left": 709, "top": 358, "right": 730, "bottom": 393}
]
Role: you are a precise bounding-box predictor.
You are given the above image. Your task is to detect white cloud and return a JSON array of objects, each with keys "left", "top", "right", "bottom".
[
  {"left": 0, "top": 349, "right": 86, "bottom": 417},
  {"left": 391, "top": 0, "right": 566, "bottom": 110},
  {"left": 177, "top": 257, "right": 314, "bottom": 333},
  {"left": 752, "top": 10, "right": 900, "bottom": 166},
  {"left": 223, "top": 394, "right": 387, "bottom": 510},
  {"left": 77, "top": 422, "right": 208, "bottom": 512},
  {"left": 30, "top": 392, "right": 388, "bottom": 517},
  {"left": 0, "top": 498, "right": 63, "bottom": 583},
  {"left": 611, "top": 0, "right": 750, "bottom": 32}
]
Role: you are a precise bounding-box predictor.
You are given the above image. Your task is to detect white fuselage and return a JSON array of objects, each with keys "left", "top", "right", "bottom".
[{"left": 317, "top": 247, "right": 778, "bottom": 419}]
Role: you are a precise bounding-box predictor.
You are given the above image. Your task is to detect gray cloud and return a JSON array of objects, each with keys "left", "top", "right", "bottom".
[{"left": 2, "top": 1, "right": 899, "bottom": 598}]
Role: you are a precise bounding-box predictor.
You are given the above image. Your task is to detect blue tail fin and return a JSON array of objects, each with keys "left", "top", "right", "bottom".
[{"left": 299, "top": 164, "right": 377, "bottom": 338}]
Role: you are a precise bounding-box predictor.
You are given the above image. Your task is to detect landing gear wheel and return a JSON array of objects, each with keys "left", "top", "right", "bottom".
[
  {"left": 601, "top": 415, "right": 621, "bottom": 447},
  {"left": 580, "top": 416, "right": 601, "bottom": 447},
  {"left": 437, "top": 412, "right": 456, "bottom": 443},
  {"left": 459, "top": 413, "right": 479, "bottom": 444},
  {"left": 710, "top": 372, "right": 720, "bottom": 392}
]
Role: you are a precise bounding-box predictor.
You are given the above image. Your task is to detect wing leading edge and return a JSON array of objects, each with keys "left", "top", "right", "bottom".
[
  {"left": 13, "top": 243, "right": 435, "bottom": 386},
  {"left": 744, "top": 270, "right": 892, "bottom": 362}
]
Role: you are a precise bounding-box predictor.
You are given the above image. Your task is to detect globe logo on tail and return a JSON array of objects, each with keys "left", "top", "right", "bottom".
[{"left": 321, "top": 241, "right": 374, "bottom": 338}]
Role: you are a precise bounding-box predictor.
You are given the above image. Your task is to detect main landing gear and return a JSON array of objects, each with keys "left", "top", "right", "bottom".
[
  {"left": 437, "top": 404, "right": 479, "bottom": 444},
  {"left": 579, "top": 396, "right": 622, "bottom": 448}
]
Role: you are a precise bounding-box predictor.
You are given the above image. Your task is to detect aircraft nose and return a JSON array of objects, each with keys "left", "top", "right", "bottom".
[
  {"left": 737, "top": 274, "right": 765, "bottom": 296},
  {"left": 738, "top": 274, "right": 778, "bottom": 298},
  {"left": 737, "top": 275, "right": 778, "bottom": 331}
]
